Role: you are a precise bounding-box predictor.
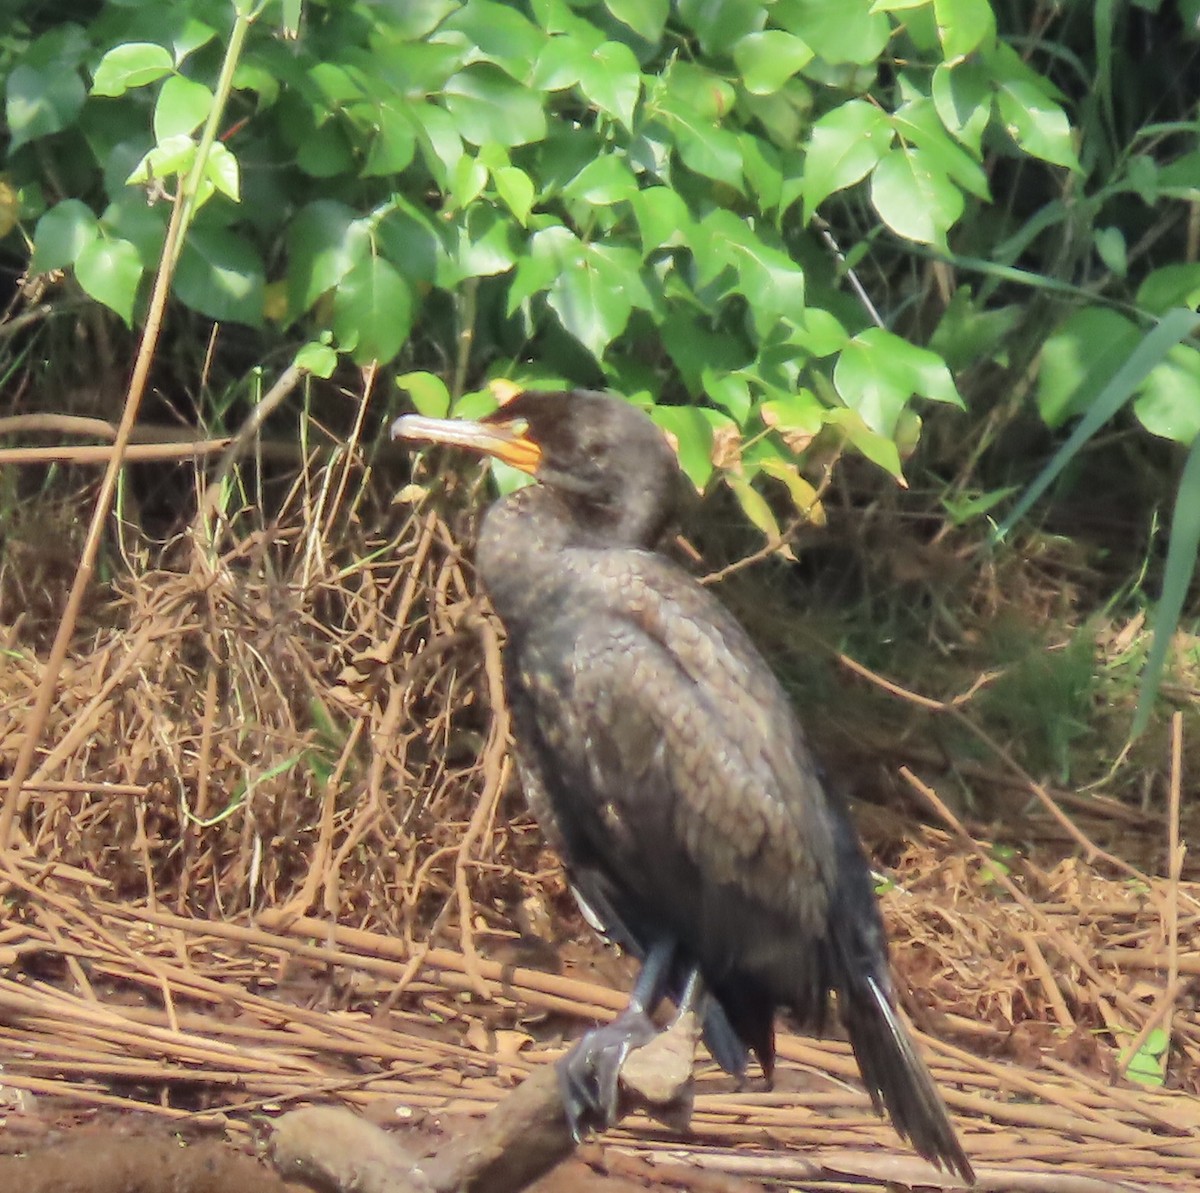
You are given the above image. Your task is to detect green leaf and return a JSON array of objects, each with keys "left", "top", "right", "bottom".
[
  {"left": 1036, "top": 308, "right": 1141, "bottom": 428},
  {"left": 100, "top": 196, "right": 169, "bottom": 268},
  {"left": 532, "top": 36, "right": 588, "bottom": 91},
  {"left": 834, "top": 327, "right": 961, "bottom": 437},
  {"left": 870, "top": 145, "right": 965, "bottom": 247},
  {"left": 91, "top": 42, "right": 173, "bottom": 97},
  {"left": 561, "top": 156, "right": 639, "bottom": 206},
  {"left": 663, "top": 61, "right": 737, "bottom": 121},
  {"left": 651, "top": 404, "right": 715, "bottom": 489},
  {"left": 578, "top": 41, "right": 641, "bottom": 130},
  {"left": 333, "top": 253, "right": 414, "bottom": 364},
  {"left": 1133, "top": 345, "right": 1200, "bottom": 445},
  {"left": 494, "top": 165, "right": 535, "bottom": 225},
  {"left": 996, "top": 77, "right": 1078, "bottom": 169},
  {"left": 510, "top": 224, "right": 578, "bottom": 311},
  {"left": 127, "top": 133, "right": 197, "bottom": 186},
  {"left": 802, "top": 100, "right": 893, "bottom": 215},
  {"left": 759, "top": 457, "right": 823, "bottom": 517},
  {"left": 447, "top": 154, "right": 489, "bottom": 211},
  {"left": 991, "top": 44, "right": 1079, "bottom": 170},
  {"left": 199, "top": 142, "right": 239, "bottom": 204},
  {"left": 362, "top": 103, "right": 417, "bottom": 177},
  {"left": 307, "top": 62, "right": 366, "bottom": 107},
  {"left": 662, "top": 311, "right": 750, "bottom": 390},
  {"left": 442, "top": 1, "right": 547, "bottom": 77},
  {"left": 75, "top": 237, "right": 142, "bottom": 326},
  {"left": 932, "top": 61, "right": 992, "bottom": 157},
  {"left": 389, "top": 0, "right": 458, "bottom": 38},
  {"left": 441, "top": 65, "right": 547, "bottom": 147},
  {"left": 630, "top": 187, "right": 693, "bottom": 253},
  {"left": 703, "top": 368, "right": 753, "bottom": 422},
  {"left": 933, "top": 0, "right": 996, "bottom": 60},
  {"left": 790, "top": 309, "right": 847, "bottom": 357},
  {"left": 31, "top": 199, "right": 99, "bottom": 273},
  {"left": 1137, "top": 264, "right": 1200, "bottom": 316},
  {"left": 760, "top": 389, "right": 825, "bottom": 433},
  {"left": 823, "top": 407, "right": 904, "bottom": 479},
  {"left": 726, "top": 472, "right": 782, "bottom": 541},
  {"left": 677, "top": 0, "right": 766, "bottom": 55},
  {"left": 287, "top": 200, "right": 370, "bottom": 315},
  {"left": 604, "top": 0, "right": 669, "bottom": 41},
  {"left": 740, "top": 132, "right": 784, "bottom": 212},
  {"left": 453, "top": 388, "right": 501, "bottom": 420},
  {"left": 892, "top": 98, "right": 990, "bottom": 198},
  {"left": 7, "top": 62, "right": 86, "bottom": 150},
  {"left": 297, "top": 121, "right": 355, "bottom": 179},
  {"left": 941, "top": 485, "right": 1022, "bottom": 526},
  {"left": 546, "top": 242, "right": 639, "bottom": 356},
  {"left": 930, "top": 288, "right": 1021, "bottom": 371},
  {"left": 398, "top": 371, "right": 451, "bottom": 418},
  {"left": 154, "top": 74, "right": 212, "bottom": 140},
  {"left": 696, "top": 210, "right": 805, "bottom": 324},
  {"left": 774, "top": 0, "right": 890, "bottom": 64},
  {"left": 441, "top": 204, "right": 518, "bottom": 283},
  {"left": 295, "top": 340, "right": 339, "bottom": 378},
  {"left": 1158, "top": 151, "right": 1200, "bottom": 198},
  {"left": 734, "top": 31, "right": 815, "bottom": 95},
  {"left": 376, "top": 203, "right": 444, "bottom": 285},
  {"left": 171, "top": 18, "right": 217, "bottom": 66},
  {"left": 175, "top": 227, "right": 265, "bottom": 325},
  {"left": 656, "top": 88, "right": 744, "bottom": 189},
  {"left": 21, "top": 24, "right": 87, "bottom": 72},
  {"left": 1094, "top": 226, "right": 1127, "bottom": 278}
]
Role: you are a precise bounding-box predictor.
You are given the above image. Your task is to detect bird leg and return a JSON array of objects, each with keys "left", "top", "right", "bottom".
[{"left": 556, "top": 938, "right": 675, "bottom": 1139}]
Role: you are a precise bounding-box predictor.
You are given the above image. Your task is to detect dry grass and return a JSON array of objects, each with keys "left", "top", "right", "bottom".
[{"left": 1, "top": 443, "right": 1199, "bottom": 1191}]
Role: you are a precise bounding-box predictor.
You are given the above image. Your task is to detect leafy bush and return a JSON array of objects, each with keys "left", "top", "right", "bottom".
[{"left": 2, "top": 0, "right": 1084, "bottom": 539}]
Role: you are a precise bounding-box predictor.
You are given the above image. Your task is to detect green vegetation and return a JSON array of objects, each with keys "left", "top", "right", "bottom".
[{"left": 2, "top": 0, "right": 1199, "bottom": 756}]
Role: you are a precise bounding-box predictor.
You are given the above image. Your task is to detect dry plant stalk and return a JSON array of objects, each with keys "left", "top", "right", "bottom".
[{"left": 2, "top": 407, "right": 1199, "bottom": 1191}]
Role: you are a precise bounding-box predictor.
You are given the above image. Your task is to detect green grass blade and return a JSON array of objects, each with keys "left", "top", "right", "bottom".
[
  {"left": 996, "top": 307, "right": 1200, "bottom": 540},
  {"left": 1132, "top": 432, "right": 1200, "bottom": 738}
]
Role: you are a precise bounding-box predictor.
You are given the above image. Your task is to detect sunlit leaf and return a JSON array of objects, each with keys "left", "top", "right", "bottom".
[
  {"left": 91, "top": 42, "right": 172, "bottom": 97},
  {"left": 154, "top": 74, "right": 213, "bottom": 140},
  {"left": 802, "top": 100, "right": 892, "bottom": 215},
  {"left": 934, "top": 0, "right": 996, "bottom": 60},
  {"left": 75, "top": 237, "right": 142, "bottom": 326},
  {"left": 870, "top": 146, "right": 964, "bottom": 248},
  {"left": 398, "top": 371, "right": 451, "bottom": 418},
  {"left": 775, "top": 0, "right": 890, "bottom": 64},
  {"left": 734, "top": 31, "right": 814, "bottom": 95},
  {"left": 604, "top": 0, "right": 668, "bottom": 41}
]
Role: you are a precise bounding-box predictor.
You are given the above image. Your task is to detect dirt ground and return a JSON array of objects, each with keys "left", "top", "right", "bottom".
[{"left": 2, "top": 480, "right": 1199, "bottom": 1192}]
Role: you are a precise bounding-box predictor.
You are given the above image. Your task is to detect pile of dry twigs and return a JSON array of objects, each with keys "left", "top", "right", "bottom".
[{"left": 1, "top": 451, "right": 1199, "bottom": 1193}]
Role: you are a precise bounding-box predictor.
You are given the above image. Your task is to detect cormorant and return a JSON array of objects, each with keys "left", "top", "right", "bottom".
[{"left": 392, "top": 389, "right": 974, "bottom": 1184}]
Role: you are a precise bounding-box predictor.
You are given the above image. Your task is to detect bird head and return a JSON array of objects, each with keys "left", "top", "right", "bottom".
[{"left": 391, "top": 389, "right": 686, "bottom": 547}]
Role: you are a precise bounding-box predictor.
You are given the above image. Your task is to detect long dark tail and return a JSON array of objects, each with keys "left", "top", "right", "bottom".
[
  {"left": 840, "top": 973, "right": 975, "bottom": 1184},
  {"left": 826, "top": 795, "right": 974, "bottom": 1184}
]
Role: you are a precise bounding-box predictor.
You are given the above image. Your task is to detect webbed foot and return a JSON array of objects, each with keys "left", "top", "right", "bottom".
[{"left": 557, "top": 1008, "right": 659, "bottom": 1139}]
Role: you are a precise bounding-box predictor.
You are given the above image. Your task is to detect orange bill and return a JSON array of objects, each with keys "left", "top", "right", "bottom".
[{"left": 390, "top": 413, "right": 542, "bottom": 474}]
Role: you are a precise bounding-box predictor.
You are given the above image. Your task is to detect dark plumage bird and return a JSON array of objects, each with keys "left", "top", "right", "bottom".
[{"left": 392, "top": 389, "right": 973, "bottom": 1184}]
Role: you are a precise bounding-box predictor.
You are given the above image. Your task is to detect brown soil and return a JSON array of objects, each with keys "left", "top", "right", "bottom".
[{"left": 1, "top": 463, "right": 1198, "bottom": 1192}]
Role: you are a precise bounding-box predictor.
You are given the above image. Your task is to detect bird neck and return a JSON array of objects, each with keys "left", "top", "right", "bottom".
[{"left": 475, "top": 485, "right": 657, "bottom": 618}]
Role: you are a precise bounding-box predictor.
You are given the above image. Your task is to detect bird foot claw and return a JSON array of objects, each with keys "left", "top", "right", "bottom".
[{"left": 557, "top": 1009, "right": 659, "bottom": 1140}]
